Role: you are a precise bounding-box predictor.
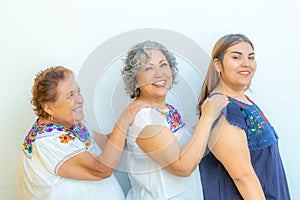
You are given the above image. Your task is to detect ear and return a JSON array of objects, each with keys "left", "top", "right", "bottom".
[
  {"left": 213, "top": 58, "right": 222, "bottom": 73},
  {"left": 42, "top": 103, "right": 53, "bottom": 116}
]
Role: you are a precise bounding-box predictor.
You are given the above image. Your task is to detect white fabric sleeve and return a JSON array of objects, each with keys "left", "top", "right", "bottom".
[
  {"left": 34, "top": 131, "right": 87, "bottom": 175},
  {"left": 127, "top": 107, "right": 166, "bottom": 144}
]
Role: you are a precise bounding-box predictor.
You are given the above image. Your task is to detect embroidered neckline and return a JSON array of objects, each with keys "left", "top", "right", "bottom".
[
  {"left": 23, "top": 120, "right": 91, "bottom": 157},
  {"left": 227, "top": 96, "right": 277, "bottom": 151},
  {"left": 153, "top": 104, "right": 185, "bottom": 133}
]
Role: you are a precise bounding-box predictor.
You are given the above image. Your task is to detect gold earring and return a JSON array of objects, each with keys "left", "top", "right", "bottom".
[
  {"left": 48, "top": 110, "right": 54, "bottom": 122},
  {"left": 48, "top": 114, "right": 54, "bottom": 122}
]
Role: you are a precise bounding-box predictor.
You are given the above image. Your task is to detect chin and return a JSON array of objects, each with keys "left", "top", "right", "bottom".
[{"left": 74, "top": 115, "right": 84, "bottom": 124}]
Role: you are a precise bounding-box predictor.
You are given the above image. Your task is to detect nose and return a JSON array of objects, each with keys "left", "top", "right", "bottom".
[
  {"left": 75, "top": 93, "right": 84, "bottom": 104},
  {"left": 241, "top": 58, "right": 251, "bottom": 67},
  {"left": 154, "top": 66, "right": 163, "bottom": 77}
]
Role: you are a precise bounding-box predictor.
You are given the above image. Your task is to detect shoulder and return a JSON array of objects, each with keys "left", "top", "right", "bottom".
[
  {"left": 134, "top": 106, "right": 165, "bottom": 125},
  {"left": 221, "top": 101, "right": 247, "bottom": 132},
  {"left": 128, "top": 107, "right": 167, "bottom": 144}
]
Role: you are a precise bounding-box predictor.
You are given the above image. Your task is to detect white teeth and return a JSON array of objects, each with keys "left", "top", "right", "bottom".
[
  {"left": 153, "top": 81, "right": 165, "bottom": 86},
  {"left": 239, "top": 71, "right": 250, "bottom": 74}
]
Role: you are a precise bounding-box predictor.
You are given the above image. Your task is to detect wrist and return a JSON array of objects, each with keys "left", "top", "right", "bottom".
[{"left": 200, "top": 114, "right": 214, "bottom": 125}]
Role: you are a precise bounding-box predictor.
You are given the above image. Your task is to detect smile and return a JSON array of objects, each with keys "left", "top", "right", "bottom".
[
  {"left": 238, "top": 71, "right": 250, "bottom": 75},
  {"left": 152, "top": 80, "right": 166, "bottom": 87},
  {"left": 72, "top": 107, "right": 83, "bottom": 112}
]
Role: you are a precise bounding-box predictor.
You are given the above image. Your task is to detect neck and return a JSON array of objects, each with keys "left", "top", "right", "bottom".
[
  {"left": 38, "top": 118, "right": 74, "bottom": 128},
  {"left": 214, "top": 82, "right": 246, "bottom": 101},
  {"left": 137, "top": 95, "right": 166, "bottom": 110}
]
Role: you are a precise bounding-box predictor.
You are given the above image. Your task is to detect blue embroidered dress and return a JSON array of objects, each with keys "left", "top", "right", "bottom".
[
  {"left": 17, "top": 121, "right": 125, "bottom": 200},
  {"left": 125, "top": 104, "right": 202, "bottom": 200},
  {"left": 199, "top": 96, "right": 290, "bottom": 200}
]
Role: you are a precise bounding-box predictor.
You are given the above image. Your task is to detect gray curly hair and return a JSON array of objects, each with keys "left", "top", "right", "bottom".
[{"left": 121, "top": 40, "right": 178, "bottom": 98}]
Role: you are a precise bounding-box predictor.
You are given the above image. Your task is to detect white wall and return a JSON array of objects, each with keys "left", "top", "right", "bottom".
[{"left": 1, "top": 0, "right": 299, "bottom": 199}]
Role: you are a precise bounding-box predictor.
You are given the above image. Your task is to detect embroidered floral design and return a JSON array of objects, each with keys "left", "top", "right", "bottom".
[
  {"left": 59, "top": 133, "right": 75, "bottom": 144},
  {"left": 244, "top": 109, "right": 263, "bottom": 134},
  {"left": 23, "top": 121, "right": 91, "bottom": 157},
  {"left": 227, "top": 96, "right": 278, "bottom": 151},
  {"left": 71, "top": 123, "right": 91, "bottom": 148},
  {"left": 156, "top": 104, "right": 185, "bottom": 133},
  {"left": 228, "top": 97, "right": 265, "bottom": 135}
]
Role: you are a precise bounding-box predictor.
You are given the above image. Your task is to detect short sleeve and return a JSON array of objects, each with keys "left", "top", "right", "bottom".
[
  {"left": 127, "top": 107, "right": 166, "bottom": 144},
  {"left": 80, "top": 121, "right": 102, "bottom": 156},
  {"left": 221, "top": 102, "right": 247, "bottom": 132},
  {"left": 34, "top": 131, "right": 86, "bottom": 175}
]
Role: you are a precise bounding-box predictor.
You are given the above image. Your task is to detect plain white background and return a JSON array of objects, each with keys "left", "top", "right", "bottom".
[{"left": 1, "top": 0, "right": 299, "bottom": 199}]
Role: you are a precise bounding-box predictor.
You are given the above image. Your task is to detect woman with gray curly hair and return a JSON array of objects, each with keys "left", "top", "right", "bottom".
[
  {"left": 122, "top": 40, "right": 178, "bottom": 99},
  {"left": 121, "top": 40, "right": 227, "bottom": 199}
]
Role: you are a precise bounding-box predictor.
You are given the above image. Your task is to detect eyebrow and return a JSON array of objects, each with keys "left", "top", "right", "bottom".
[
  {"left": 159, "top": 59, "right": 167, "bottom": 64},
  {"left": 231, "top": 51, "right": 255, "bottom": 56},
  {"left": 145, "top": 59, "right": 167, "bottom": 66}
]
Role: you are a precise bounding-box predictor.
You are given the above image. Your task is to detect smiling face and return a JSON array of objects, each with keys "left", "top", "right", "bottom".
[
  {"left": 47, "top": 75, "right": 84, "bottom": 127},
  {"left": 215, "top": 41, "right": 256, "bottom": 92},
  {"left": 136, "top": 49, "right": 173, "bottom": 103}
]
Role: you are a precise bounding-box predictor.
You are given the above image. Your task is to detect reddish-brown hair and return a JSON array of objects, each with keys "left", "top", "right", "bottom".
[{"left": 31, "top": 66, "right": 74, "bottom": 118}]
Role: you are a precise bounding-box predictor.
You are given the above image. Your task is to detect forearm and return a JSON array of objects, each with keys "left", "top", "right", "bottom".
[
  {"left": 97, "top": 118, "right": 128, "bottom": 169},
  {"left": 233, "top": 172, "right": 265, "bottom": 200},
  {"left": 94, "top": 133, "right": 109, "bottom": 150},
  {"left": 170, "top": 116, "right": 213, "bottom": 176}
]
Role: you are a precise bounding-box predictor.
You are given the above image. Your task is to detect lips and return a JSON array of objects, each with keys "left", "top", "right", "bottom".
[
  {"left": 152, "top": 80, "right": 166, "bottom": 87},
  {"left": 238, "top": 70, "right": 250, "bottom": 75},
  {"left": 72, "top": 107, "right": 83, "bottom": 112}
]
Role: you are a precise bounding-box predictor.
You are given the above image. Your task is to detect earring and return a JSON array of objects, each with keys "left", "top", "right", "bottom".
[
  {"left": 134, "top": 88, "right": 140, "bottom": 98},
  {"left": 48, "top": 114, "right": 54, "bottom": 122},
  {"left": 48, "top": 110, "right": 54, "bottom": 122}
]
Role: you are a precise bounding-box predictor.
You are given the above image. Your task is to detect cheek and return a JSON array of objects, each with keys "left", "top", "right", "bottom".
[
  {"left": 137, "top": 73, "right": 152, "bottom": 86},
  {"left": 252, "top": 64, "right": 257, "bottom": 74},
  {"left": 165, "top": 68, "right": 173, "bottom": 80},
  {"left": 136, "top": 72, "right": 143, "bottom": 86}
]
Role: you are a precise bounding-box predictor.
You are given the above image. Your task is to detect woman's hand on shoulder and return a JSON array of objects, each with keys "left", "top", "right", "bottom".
[
  {"left": 117, "top": 100, "right": 148, "bottom": 131},
  {"left": 201, "top": 93, "right": 228, "bottom": 122},
  {"left": 124, "top": 100, "right": 148, "bottom": 124}
]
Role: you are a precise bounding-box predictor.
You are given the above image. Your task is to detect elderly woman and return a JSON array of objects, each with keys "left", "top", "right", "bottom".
[
  {"left": 17, "top": 66, "right": 146, "bottom": 200},
  {"left": 121, "top": 40, "right": 227, "bottom": 200}
]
